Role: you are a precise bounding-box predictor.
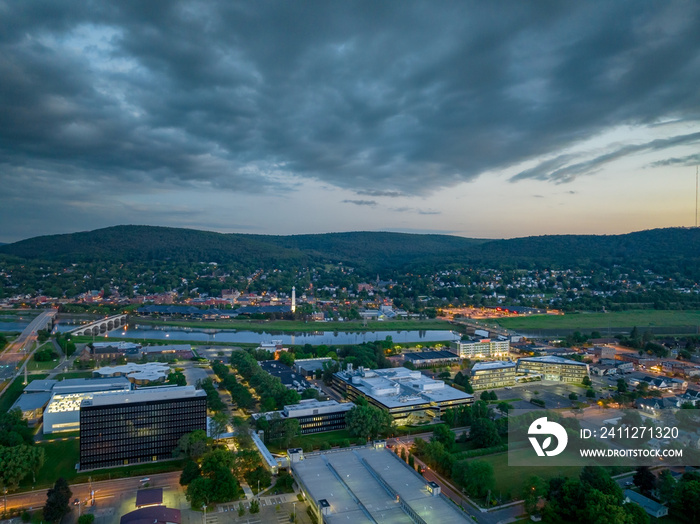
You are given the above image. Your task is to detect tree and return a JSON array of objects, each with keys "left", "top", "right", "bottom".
[
  {"left": 431, "top": 424, "right": 455, "bottom": 452},
  {"left": 617, "top": 378, "right": 628, "bottom": 393},
  {"left": 497, "top": 402, "right": 512, "bottom": 415},
  {"left": 78, "top": 515, "right": 95, "bottom": 524},
  {"left": 176, "top": 430, "right": 211, "bottom": 460},
  {"left": 278, "top": 351, "right": 295, "bottom": 367},
  {"left": 167, "top": 371, "right": 187, "bottom": 386},
  {"left": 586, "top": 389, "right": 596, "bottom": 398},
  {"left": 345, "top": 404, "right": 393, "bottom": 440},
  {"left": 480, "top": 391, "right": 491, "bottom": 401},
  {"left": 470, "top": 418, "right": 500, "bottom": 449},
  {"left": 568, "top": 392, "right": 578, "bottom": 401},
  {"left": 523, "top": 475, "right": 546, "bottom": 516},
  {"left": 582, "top": 376, "right": 592, "bottom": 387},
  {"left": 180, "top": 460, "right": 202, "bottom": 486},
  {"left": 44, "top": 478, "right": 72, "bottom": 523},
  {"left": 211, "top": 412, "right": 230, "bottom": 441},
  {"left": 0, "top": 445, "right": 34, "bottom": 492},
  {"left": 657, "top": 470, "right": 676, "bottom": 503},
  {"left": 249, "top": 499, "right": 260, "bottom": 514},
  {"left": 633, "top": 466, "right": 656, "bottom": 496},
  {"left": 452, "top": 460, "right": 494, "bottom": 498},
  {"left": 671, "top": 478, "right": 700, "bottom": 523}
]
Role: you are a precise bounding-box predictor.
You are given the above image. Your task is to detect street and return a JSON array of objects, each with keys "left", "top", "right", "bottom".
[{"left": 0, "top": 309, "right": 57, "bottom": 383}]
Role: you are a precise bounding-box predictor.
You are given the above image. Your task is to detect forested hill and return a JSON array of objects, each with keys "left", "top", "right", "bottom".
[{"left": 1, "top": 225, "right": 699, "bottom": 272}]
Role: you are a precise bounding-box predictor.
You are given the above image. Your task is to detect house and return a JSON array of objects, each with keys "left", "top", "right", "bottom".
[
  {"left": 635, "top": 397, "right": 667, "bottom": 412},
  {"left": 623, "top": 490, "right": 668, "bottom": 518}
]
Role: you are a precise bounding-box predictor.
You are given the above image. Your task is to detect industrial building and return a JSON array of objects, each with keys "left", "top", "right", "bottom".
[
  {"left": 332, "top": 366, "right": 472, "bottom": 424},
  {"left": 293, "top": 357, "right": 333, "bottom": 378},
  {"left": 470, "top": 361, "right": 517, "bottom": 390},
  {"left": 290, "top": 445, "right": 470, "bottom": 523},
  {"left": 252, "top": 399, "right": 353, "bottom": 435},
  {"left": 516, "top": 356, "right": 589, "bottom": 383},
  {"left": 79, "top": 386, "right": 206, "bottom": 470},
  {"left": 449, "top": 338, "right": 510, "bottom": 359}
]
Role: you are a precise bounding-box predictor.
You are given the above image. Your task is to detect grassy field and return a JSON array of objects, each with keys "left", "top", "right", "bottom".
[
  {"left": 135, "top": 317, "right": 453, "bottom": 333},
  {"left": 472, "top": 451, "right": 583, "bottom": 501},
  {"left": 20, "top": 438, "right": 186, "bottom": 490},
  {"left": 496, "top": 310, "right": 700, "bottom": 331},
  {"left": 0, "top": 373, "right": 49, "bottom": 414}
]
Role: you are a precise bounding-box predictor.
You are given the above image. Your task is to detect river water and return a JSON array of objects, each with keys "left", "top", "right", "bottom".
[{"left": 106, "top": 323, "right": 460, "bottom": 345}]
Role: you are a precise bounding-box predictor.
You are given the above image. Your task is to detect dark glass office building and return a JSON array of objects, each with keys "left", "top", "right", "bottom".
[{"left": 79, "top": 386, "right": 207, "bottom": 470}]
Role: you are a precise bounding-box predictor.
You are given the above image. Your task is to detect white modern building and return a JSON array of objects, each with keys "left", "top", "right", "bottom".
[{"left": 449, "top": 338, "right": 510, "bottom": 359}]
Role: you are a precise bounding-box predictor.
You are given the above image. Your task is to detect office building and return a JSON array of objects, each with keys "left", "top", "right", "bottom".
[
  {"left": 79, "top": 386, "right": 206, "bottom": 470},
  {"left": 470, "top": 361, "right": 516, "bottom": 390},
  {"left": 332, "top": 366, "right": 472, "bottom": 424},
  {"left": 516, "top": 356, "right": 589, "bottom": 383},
  {"left": 403, "top": 350, "right": 459, "bottom": 368},
  {"left": 449, "top": 339, "right": 510, "bottom": 359},
  {"left": 253, "top": 399, "right": 353, "bottom": 435}
]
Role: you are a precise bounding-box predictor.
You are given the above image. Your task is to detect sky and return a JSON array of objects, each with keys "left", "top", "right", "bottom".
[{"left": 2, "top": 1, "right": 700, "bottom": 243}]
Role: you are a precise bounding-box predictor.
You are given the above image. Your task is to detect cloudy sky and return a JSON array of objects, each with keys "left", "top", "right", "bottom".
[{"left": 2, "top": 1, "right": 700, "bottom": 243}]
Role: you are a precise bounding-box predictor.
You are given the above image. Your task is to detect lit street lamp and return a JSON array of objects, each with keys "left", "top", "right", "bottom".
[{"left": 293, "top": 501, "right": 296, "bottom": 522}]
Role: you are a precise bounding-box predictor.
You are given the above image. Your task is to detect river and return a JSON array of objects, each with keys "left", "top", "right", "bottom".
[{"left": 106, "top": 323, "right": 460, "bottom": 345}]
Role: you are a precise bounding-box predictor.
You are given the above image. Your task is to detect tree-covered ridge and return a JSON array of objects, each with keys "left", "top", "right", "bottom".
[{"left": 2, "top": 224, "right": 700, "bottom": 273}]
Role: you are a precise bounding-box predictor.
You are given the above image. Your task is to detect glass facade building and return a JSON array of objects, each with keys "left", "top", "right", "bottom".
[{"left": 79, "top": 386, "right": 206, "bottom": 470}]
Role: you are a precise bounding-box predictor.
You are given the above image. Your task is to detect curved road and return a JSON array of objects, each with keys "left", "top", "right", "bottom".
[{"left": 0, "top": 309, "right": 57, "bottom": 383}]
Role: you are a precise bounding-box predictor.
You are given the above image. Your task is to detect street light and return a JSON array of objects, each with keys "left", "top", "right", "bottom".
[
  {"left": 293, "top": 501, "right": 296, "bottom": 522},
  {"left": 202, "top": 504, "right": 206, "bottom": 524}
]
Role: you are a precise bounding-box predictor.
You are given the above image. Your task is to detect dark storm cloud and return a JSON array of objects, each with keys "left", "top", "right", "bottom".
[
  {"left": 1, "top": 0, "right": 700, "bottom": 228},
  {"left": 511, "top": 132, "right": 700, "bottom": 183}
]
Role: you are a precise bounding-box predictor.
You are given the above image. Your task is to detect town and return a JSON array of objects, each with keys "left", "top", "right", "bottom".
[{"left": 1, "top": 286, "right": 699, "bottom": 524}]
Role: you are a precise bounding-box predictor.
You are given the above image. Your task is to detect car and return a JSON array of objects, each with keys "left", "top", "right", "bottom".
[
  {"left": 625, "top": 481, "right": 633, "bottom": 486},
  {"left": 505, "top": 386, "right": 512, "bottom": 390},
  {"left": 140, "top": 477, "right": 150, "bottom": 483}
]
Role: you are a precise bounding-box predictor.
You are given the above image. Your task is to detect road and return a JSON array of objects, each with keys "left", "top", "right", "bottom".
[
  {"left": 3, "top": 471, "right": 181, "bottom": 513},
  {"left": 0, "top": 309, "right": 57, "bottom": 382}
]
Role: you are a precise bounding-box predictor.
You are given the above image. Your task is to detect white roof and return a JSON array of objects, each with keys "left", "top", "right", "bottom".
[{"left": 81, "top": 386, "right": 205, "bottom": 408}]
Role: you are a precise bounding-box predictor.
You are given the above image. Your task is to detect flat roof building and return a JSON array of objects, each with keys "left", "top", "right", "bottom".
[
  {"left": 260, "top": 361, "right": 309, "bottom": 392},
  {"left": 516, "top": 356, "right": 589, "bottom": 383},
  {"left": 293, "top": 357, "right": 332, "bottom": 378},
  {"left": 470, "top": 361, "right": 516, "bottom": 390},
  {"left": 449, "top": 339, "right": 510, "bottom": 360},
  {"left": 252, "top": 399, "right": 353, "bottom": 435},
  {"left": 291, "top": 446, "right": 470, "bottom": 523},
  {"left": 332, "top": 366, "right": 472, "bottom": 424},
  {"left": 79, "top": 386, "right": 206, "bottom": 470},
  {"left": 403, "top": 350, "right": 459, "bottom": 368}
]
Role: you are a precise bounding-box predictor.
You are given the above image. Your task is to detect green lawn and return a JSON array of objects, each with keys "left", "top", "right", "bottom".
[
  {"left": 471, "top": 451, "right": 583, "bottom": 502},
  {"left": 20, "top": 438, "right": 186, "bottom": 490},
  {"left": 26, "top": 343, "right": 62, "bottom": 372},
  {"left": 281, "top": 429, "right": 356, "bottom": 452},
  {"left": 0, "top": 373, "right": 49, "bottom": 414},
  {"left": 136, "top": 317, "right": 452, "bottom": 333},
  {"left": 496, "top": 310, "right": 700, "bottom": 332}
]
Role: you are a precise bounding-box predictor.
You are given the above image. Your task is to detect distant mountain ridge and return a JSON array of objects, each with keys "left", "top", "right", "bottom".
[{"left": 1, "top": 225, "right": 699, "bottom": 272}]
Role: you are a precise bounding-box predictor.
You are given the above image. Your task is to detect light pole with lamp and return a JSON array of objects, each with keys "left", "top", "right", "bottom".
[
  {"left": 293, "top": 501, "right": 296, "bottom": 522},
  {"left": 202, "top": 504, "right": 206, "bottom": 524}
]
